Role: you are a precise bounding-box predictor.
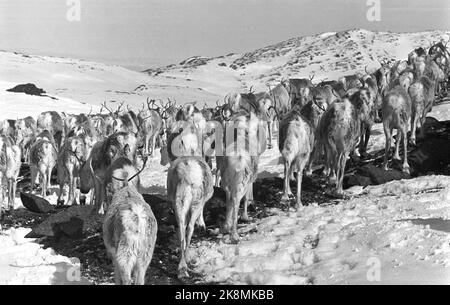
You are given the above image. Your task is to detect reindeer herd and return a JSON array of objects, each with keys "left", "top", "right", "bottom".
[{"left": 0, "top": 39, "right": 449, "bottom": 284}]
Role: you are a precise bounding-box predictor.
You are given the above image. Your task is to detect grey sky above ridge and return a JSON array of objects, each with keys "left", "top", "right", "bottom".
[{"left": 0, "top": 0, "right": 449, "bottom": 71}]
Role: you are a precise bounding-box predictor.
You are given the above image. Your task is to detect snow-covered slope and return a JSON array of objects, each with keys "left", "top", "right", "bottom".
[{"left": 1, "top": 29, "right": 450, "bottom": 120}]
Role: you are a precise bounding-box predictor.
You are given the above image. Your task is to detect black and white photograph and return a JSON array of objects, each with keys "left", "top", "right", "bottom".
[{"left": 0, "top": 0, "right": 449, "bottom": 291}]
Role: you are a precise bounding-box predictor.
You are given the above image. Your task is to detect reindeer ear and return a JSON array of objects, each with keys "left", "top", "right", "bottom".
[
  {"left": 124, "top": 143, "right": 131, "bottom": 156},
  {"left": 108, "top": 145, "right": 117, "bottom": 158}
]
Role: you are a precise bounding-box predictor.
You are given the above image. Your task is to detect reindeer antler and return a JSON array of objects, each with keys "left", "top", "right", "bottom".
[
  {"left": 100, "top": 101, "right": 115, "bottom": 116},
  {"left": 114, "top": 101, "right": 125, "bottom": 115}
]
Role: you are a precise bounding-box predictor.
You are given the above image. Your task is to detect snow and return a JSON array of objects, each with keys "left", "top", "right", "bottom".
[
  {"left": 1, "top": 28, "right": 450, "bottom": 284},
  {"left": 0, "top": 228, "right": 90, "bottom": 285},
  {"left": 188, "top": 176, "right": 450, "bottom": 284}
]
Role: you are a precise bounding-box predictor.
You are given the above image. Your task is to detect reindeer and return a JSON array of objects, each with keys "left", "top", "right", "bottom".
[
  {"left": 201, "top": 103, "right": 214, "bottom": 121},
  {"left": 14, "top": 116, "right": 36, "bottom": 162},
  {"left": 281, "top": 74, "right": 315, "bottom": 107},
  {"left": 29, "top": 130, "right": 58, "bottom": 197},
  {"left": 56, "top": 135, "right": 87, "bottom": 206},
  {"left": 278, "top": 103, "right": 314, "bottom": 208},
  {"left": 64, "top": 113, "right": 90, "bottom": 137},
  {"left": 389, "top": 60, "right": 409, "bottom": 83},
  {"left": 103, "top": 184, "right": 157, "bottom": 285},
  {"left": 137, "top": 99, "right": 163, "bottom": 156},
  {"left": 0, "top": 120, "right": 16, "bottom": 139},
  {"left": 253, "top": 82, "right": 292, "bottom": 149},
  {"left": 160, "top": 120, "right": 203, "bottom": 167},
  {"left": 90, "top": 114, "right": 108, "bottom": 139},
  {"left": 358, "top": 74, "right": 382, "bottom": 156},
  {"left": 299, "top": 95, "right": 328, "bottom": 175},
  {"left": 382, "top": 85, "right": 412, "bottom": 173},
  {"left": 80, "top": 132, "right": 138, "bottom": 214},
  {"left": 318, "top": 89, "right": 373, "bottom": 194},
  {"left": 338, "top": 73, "right": 364, "bottom": 93},
  {"left": 218, "top": 110, "right": 266, "bottom": 243},
  {"left": 100, "top": 101, "right": 125, "bottom": 136},
  {"left": 36, "top": 111, "right": 65, "bottom": 151},
  {"left": 408, "top": 47, "right": 427, "bottom": 66},
  {"left": 167, "top": 156, "right": 214, "bottom": 277},
  {"left": 0, "top": 135, "right": 21, "bottom": 216},
  {"left": 408, "top": 75, "right": 439, "bottom": 145}
]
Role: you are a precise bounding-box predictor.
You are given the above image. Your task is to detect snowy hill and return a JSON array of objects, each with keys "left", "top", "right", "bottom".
[{"left": 1, "top": 29, "right": 450, "bottom": 120}]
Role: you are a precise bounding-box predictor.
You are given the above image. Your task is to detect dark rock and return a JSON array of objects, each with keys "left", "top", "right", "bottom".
[
  {"left": 27, "top": 205, "right": 103, "bottom": 239},
  {"left": 358, "top": 164, "right": 410, "bottom": 185},
  {"left": 20, "top": 192, "right": 55, "bottom": 213},
  {"left": 344, "top": 174, "right": 372, "bottom": 189},
  {"left": 409, "top": 137, "right": 450, "bottom": 176},
  {"left": 6, "top": 83, "right": 46, "bottom": 96}
]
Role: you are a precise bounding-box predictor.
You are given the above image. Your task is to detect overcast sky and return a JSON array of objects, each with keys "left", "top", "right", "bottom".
[{"left": 1, "top": 0, "right": 449, "bottom": 70}]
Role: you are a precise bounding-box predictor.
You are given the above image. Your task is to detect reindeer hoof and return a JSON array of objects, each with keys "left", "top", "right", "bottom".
[
  {"left": 221, "top": 224, "right": 231, "bottom": 235},
  {"left": 294, "top": 202, "right": 303, "bottom": 211},
  {"left": 56, "top": 199, "right": 64, "bottom": 206},
  {"left": 178, "top": 266, "right": 189, "bottom": 279},
  {"left": 281, "top": 194, "right": 292, "bottom": 201},
  {"left": 402, "top": 165, "right": 410, "bottom": 174},
  {"left": 230, "top": 233, "right": 240, "bottom": 244},
  {"left": 241, "top": 215, "right": 252, "bottom": 223}
]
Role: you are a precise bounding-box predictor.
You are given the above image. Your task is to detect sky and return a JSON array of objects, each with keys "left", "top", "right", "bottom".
[{"left": 0, "top": 0, "right": 449, "bottom": 70}]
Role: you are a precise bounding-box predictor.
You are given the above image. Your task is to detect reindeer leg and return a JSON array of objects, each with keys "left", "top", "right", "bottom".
[
  {"left": 282, "top": 160, "right": 293, "bottom": 201},
  {"left": 67, "top": 172, "right": 75, "bottom": 206},
  {"left": 242, "top": 184, "right": 253, "bottom": 222},
  {"left": 30, "top": 166, "right": 37, "bottom": 194},
  {"left": 222, "top": 190, "right": 233, "bottom": 234},
  {"left": 267, "top": 121, "right": 273, "bottom": 149},
  {"left": 195, "top": 211, "right": 206, "bottom": 231},
  {"left": 11, "top": 178, "right": 17, "bottom": 211},
  {"left": 176, "top": 208, "right": 188, "bottom": 278},
  {"left": 383, "top": 124, "right": 392, "bottom": 171},
  {"left": 45, "top": 166, "right": 52, "bottom": 196},
  {"left": 410, "top": 106, "right": 419, "bottom": 145},
  {"left": 230, "top": 195, "right": 240, "bottom": 244},
  {"left": 401, "top": 126, "right": 410, "bottom": 174},
  {"left": 7, "top": 179, "right": 14, "bottom": 211},
  {"left": 57, "top": 177, "right": 65, "bottom": 206},
  {"left": 295, "top": 158, "right": 308, "bottom": 210},
  {"left": 394, "top": 129, "right": 401, "bottom": 160}
]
